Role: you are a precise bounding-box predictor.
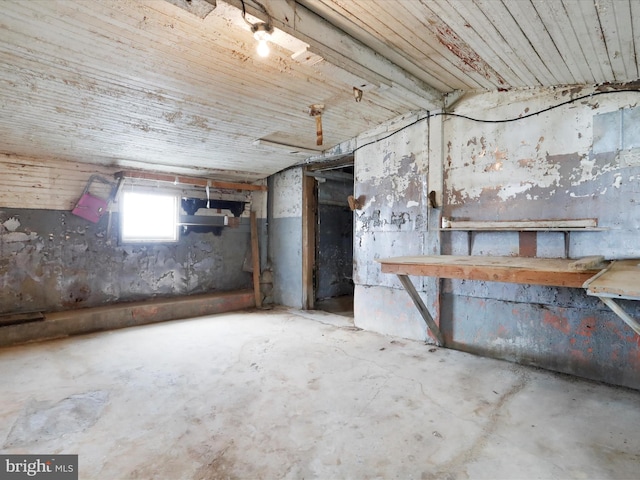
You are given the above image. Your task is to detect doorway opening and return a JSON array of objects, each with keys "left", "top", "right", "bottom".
[{"left": 302, "top": 158, "right": 354, "bottom": 317}]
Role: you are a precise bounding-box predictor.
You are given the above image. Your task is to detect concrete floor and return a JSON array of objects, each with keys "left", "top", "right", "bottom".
[{"left": 1, "top": 308, "right": 639, "bottom": 480}]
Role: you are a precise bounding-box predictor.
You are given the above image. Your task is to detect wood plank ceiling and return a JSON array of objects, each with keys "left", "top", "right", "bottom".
[
  {"left": 0, "top": 0, "right": 638, "bottom": 182},
  {"left": 303, "top": 0, "right": 640, "bottom": 90}
]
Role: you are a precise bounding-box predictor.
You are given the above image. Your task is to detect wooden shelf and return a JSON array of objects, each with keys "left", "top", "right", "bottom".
[
  {"left": 444, "top": 219, "right": 599, "bottom": 230},
  {"left": 438, "top": 219, "right": 606, "bottom": 257}
]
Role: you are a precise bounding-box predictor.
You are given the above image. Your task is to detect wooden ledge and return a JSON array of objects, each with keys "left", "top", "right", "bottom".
[
  {"left": 0, "top": 290, "right": 255, "bottom": 348},
  {"left": 378, "top": 255, "right": 605, "bottom": 288},
  {"left": 440, "top": 227, "right": 607, "bottom": 232},
  {"left": 444, "top": 219, "right": 599, "bottom": 230}
]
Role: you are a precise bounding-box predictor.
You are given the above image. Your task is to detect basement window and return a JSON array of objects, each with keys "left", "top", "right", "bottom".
[{"left": 120, "top": 191, "right": 179, "bottom": 243}]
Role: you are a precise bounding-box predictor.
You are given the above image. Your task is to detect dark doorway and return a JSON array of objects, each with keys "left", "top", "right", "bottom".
[{"left": 310, "top": 164, "right": 354, "bottom": 317}]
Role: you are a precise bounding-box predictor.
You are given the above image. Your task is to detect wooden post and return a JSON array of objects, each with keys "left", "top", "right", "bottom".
[
  {"left": 301, "top": 173, "right": 317, "bottom": 310},
  {"left": 250, "top": 211, "right": 262, "bottom": 308},
  {"left": 315, "top": 115, "right": 323, "bottom": 146}
]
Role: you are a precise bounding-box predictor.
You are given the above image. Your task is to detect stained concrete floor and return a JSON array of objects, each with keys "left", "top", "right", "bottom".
[{"left": 1, "top": 308, "right": 639, "bottom": 480}]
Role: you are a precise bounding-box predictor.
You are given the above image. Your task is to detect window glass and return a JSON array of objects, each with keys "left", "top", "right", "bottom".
[{"left": 120, "top": 191, "right": 178, "bottom": 243}]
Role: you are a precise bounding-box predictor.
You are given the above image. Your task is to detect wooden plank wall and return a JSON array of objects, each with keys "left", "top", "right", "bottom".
[{"left": 0, "top": 154, "right": 118, "bottom": 211}]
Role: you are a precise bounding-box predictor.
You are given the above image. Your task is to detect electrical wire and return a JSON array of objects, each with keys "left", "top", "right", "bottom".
[
  {"left": 439, "top": 89, "right": 640, "bottom": 123},
  {"left": 239, "top": 0, "right": 271, "bottom": 27},
  {"left": 347, "top": 88, "right": 640, "bottom": 156},
  {"left": 272, "top": 88, "right": 640, "bottom": 175},
  {"left": 239, "top": 0, "right": 253, "bottom": 27}
]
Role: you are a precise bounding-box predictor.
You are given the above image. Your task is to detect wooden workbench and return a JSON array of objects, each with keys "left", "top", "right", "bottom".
[
  {"left": 379, "top": 255, "right": 602, "bottom": 288},
  {"left": 377, "top": 255, "right": 617, "bottom": 347}
]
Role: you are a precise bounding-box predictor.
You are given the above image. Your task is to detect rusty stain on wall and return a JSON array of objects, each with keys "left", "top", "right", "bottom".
[
  {"left": 542, "top": 310, "right": 571, "bottom": 334},
  {"left": 442, "top": 293, "right": 640, "bottom": 389}
]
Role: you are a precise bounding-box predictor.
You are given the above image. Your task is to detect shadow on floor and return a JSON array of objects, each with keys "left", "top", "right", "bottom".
[{"left": 314, "top": 295, "right": 353, "bottom": 317}]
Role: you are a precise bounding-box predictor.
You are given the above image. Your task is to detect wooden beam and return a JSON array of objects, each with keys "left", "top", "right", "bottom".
[
  {"left": 116, "top": 170, "right": 267, "bottom": 191},
  {"left": 379, "top": 255, "right": 604, "bottom": 288},
  {"left": 1, "top": 291, "right": 255, "bottom": 348},
  {"left": 301, "top": 173, "right": 317, "bottom": 310},
  {"left": 250, "top": 211, "right": 262, "bottom": 308},
  {"left": 0, "top": 312, "right": 44, "bottom": 327}
]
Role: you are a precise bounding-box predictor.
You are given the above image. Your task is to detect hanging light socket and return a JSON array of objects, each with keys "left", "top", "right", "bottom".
[{"left": 251, "top": 22, "right": 274, "bottom": 57}]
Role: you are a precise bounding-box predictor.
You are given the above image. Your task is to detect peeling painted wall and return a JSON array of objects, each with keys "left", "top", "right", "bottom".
[
  {"left": 444, "top": 88, "right": 640, "bottom": 247},
  {"left": 348, "top": 88, "right": 640, "bottom": 390},
  {"left": 0, "top": 208, "right": 252, "bottom": 315},
  {"left": 352, "top": 113, "right": 440, "bottom": 339},
  {"left": 354, "top": 124, "right": 429, "bottom": 285},
  {"left": 268, "top": 168, "right": 303, "bottom": 308},
  {"left": 442, "top": 86, "right": 640, "bottom": 389}
]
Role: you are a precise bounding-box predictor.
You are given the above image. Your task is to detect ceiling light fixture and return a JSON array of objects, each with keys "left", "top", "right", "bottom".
[
  {"left": 240, "top": 0, "right": 274, "bottom": 58},
  {"left": 252, "top": 22, "right": 274, "bottom": 57}
]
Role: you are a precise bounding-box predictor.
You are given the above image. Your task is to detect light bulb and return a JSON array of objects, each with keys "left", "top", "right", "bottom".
[
  {"left": 256, "top": 39, "right": 270, "bottom": 57},
  {"left": 252, "top": 23, "right": 273, "bottom": 58}
]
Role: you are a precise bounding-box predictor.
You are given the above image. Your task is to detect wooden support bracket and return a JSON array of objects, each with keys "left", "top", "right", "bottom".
[
  {"left": 396, "top": 274, "right": 444, "bottom": 347},
  {"left": 584, "top": 259, "right": 640, "bottom": 336},
  {"left": 598, "top": 297, "right": 640, "bottom": 336}
]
